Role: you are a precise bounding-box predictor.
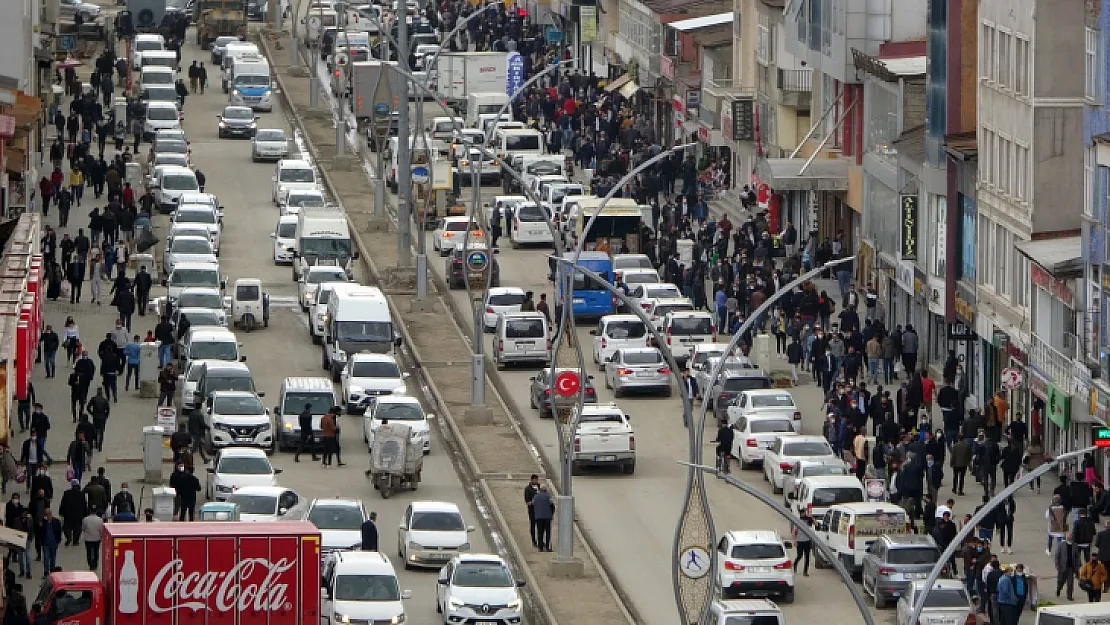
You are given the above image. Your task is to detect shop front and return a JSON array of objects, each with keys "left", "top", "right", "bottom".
[
  {"left": 752, "top": 156, "right": 852, "bottom": 246},
  {"left": 949, "top": 282, "right": 980, "bottom": 399},
  {"left": 983, "top": 326, "right": 1030, "bottom": 444}
]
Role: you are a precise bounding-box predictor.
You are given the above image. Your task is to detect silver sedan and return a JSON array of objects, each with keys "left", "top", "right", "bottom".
[{"left": 603, "top": 347, "right": 673, "bottom": 398}]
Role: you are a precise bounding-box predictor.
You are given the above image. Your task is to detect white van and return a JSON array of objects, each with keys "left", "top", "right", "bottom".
[
  {"left": 815, "top": 502, "right": 910, "bottom": 574},
  {"left": 140, "top": 50, "right": 178, "bottom": 72},
  {"left": 132, "top": 34, "right": 166, "bottom": 70},
  {"left": 309, "top": 281, "right": 365, "bottom": 344},
  {"left": 509, "top": 202, "right": 554, "bottom": 248},
  {"left": 497, "top": 129, "right": 543, "bottom": 160},
  {"left": 1034, "top": 603, "right": 1110, "bottom": 625},
  {"left": 662, "top": 310, "right": 716, "bottom": 363},
  {"left": 786, "top": 475, "right": 866, "bottom": 520},
  {"left": 140, "top": 65, "right": 175, "bottom": 93},
  {"left": 591, "top": 314, "right": 650, "bottom": 368},
  {"left": 274, "top": 376, "right": 338, "bottom": 451},
  {"left": 324, "top": 286, "right": 398, "bottom": 380},
  {"left": 221, "top": 42, "right": 261, "bottom": 92},
  {"left": 466, "top": 92, "right": 511, "bottom": 127},
  {"left": 384, "top": 134, "right": 435, "bottom": 192},
  {"left": 142, "top": 101, "right": 182, "bottom": 140},
  {"left": 493, "top": 312, "right": 550, "bottom": 368}
]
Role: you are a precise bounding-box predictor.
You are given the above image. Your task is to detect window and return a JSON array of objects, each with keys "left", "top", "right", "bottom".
[
  {"left": 960, "top": 194, "right": 977, "bottom": 283},
  {"left": 1013, "top": 249, "right": 1029, "bottom": 308},
  {"left": 1086, "top": 146, "right": 1096, "bottom": 218},
  {"left": 757, "top": 13, "right": 773, "bottom": 66},
  {"left": 1015, "top": 142, "right": 1029, "bottom": 201},
  {"left": 995, "top": 225, "right": 1010, "bottom": 297},
  {"left": 978, "top": 215, "right": 991, "bottom": 289},
  {"left": 998, "top": 135, "right": 1011, "bottom": 194},
  {"left": 866, "top": 83, "right": 900, "bottom": 168},
  {"left": 998, "top": 30, "right": 1010, "bottom": 90},
  {"left": 979, "top": 23, "right": 992, "bottom": 80},
  {"left": 1087, "top": 27, "right": 1099, "bottom": 100},
  {"left": 1014, "top": 36, "right": 1029, "bottom": 96}
]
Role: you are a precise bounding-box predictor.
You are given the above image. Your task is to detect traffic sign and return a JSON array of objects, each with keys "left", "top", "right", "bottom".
[
  {"left": 374, "top": 102, "right": 390, "bottom": 116},
  {"left": 59, "top": 35, "right": 77, "bottom": 51},
  {"left": 465, "top": 249, "right": 488, "bottom": 272},
  {"left": 554, "top": 370, "right": 580, "bottom": 396},
  {"left": 411, "top": 165, "right": 430, "bottom": 185},
  {"left": 1000, "top": 367, "right": 1023, "bottom": 390},
  {"left": 1097, "top": 427, "right": 1110, "bottom": 448}
]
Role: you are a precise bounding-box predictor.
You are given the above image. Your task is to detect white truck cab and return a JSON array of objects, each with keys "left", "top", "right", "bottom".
[{"left": 570, "top": 403, "right": 635, "bottom": 475}]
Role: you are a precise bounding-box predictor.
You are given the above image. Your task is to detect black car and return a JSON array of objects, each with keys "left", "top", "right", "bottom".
[
  {"left": 529, "top": 368, "right": 598, "bottom": 417},
  {"left": 445, "top": 245, "right": 500, "bottom": 289},
  {"left": 217, "top": 105, "right": 258, "bottom": 139}
]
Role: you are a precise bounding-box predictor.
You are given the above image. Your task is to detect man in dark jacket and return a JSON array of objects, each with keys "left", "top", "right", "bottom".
[
  {"left": 1074, "top": 507, "right": 1098, "bottom": 561},
  {"left": 134, "top": 266, "right": 152, "bottom": 316},
  {"left": 86, "top": 389, "right": 110, "bottom": 451},
  {"left": 360, "top": 511, "right": 378, "bottom": 551},
  {"left": 59, "top": 479, "right": 86, "bottom": 546},
  {"left": 294, "top": 404, "right": 318, "bottom": 463},
  {"left": 174, "top": 466, "right": 200, "bottom": 521},
  {"left": 98, "top": 336, "right": 120, "bottom": 403},
  {"left": 39, "top": 325, "right": 60, "bottom": 379}
]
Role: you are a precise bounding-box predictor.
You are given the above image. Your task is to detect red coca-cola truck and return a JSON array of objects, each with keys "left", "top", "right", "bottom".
[{"left": 28, "top": 521, "right": 322, "bottom": 625}]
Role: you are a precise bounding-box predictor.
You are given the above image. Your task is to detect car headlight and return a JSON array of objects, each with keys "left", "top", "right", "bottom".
[
  {"left": 335, "top": 349, "right": 346, "bottom": 359},
  {"left": 407, "top": 541, "right": 421, "bottom": 550},
  {"left": 349, "top": 385, "right": 364, "bottom": 395},
  {"left": 316, "top": 311, "right": 327, "bottom": 322},
  {"left": 259, "top": 421, "right": 272, "bottom": 431},
  {"left": 283, "top": 422, "right": 294, "bottom": 431},
  {"left": 219, "top": 122, "right": 227, "bottom": 128},
  {"left": 507, "top": 599, "right": 522, "bottom": 611},
  {"left": 233, "top": 89, "right": 242, "bottom": 96},
  {"left": 216, "top": 484, "right": 232, "bottom": 492},
  {"left": 214, "top": 422, "right": 233, "bottom": 432},
  {"left": 250, "top": 122, "right": 257, "bottom": 128},
  {"left": 448, "top": 598, "right": 464, "bottom": 610},
  {"left": 334, "top": 613, "right": 348, "bottom": 624},
  {"left": 391, "top": 614, "right": 405, "bottom": 625},
  {"left": 460, "top": 542, "right": 470, "bottom": 551}
]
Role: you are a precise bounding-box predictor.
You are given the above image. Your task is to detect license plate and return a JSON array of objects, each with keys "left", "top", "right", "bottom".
[
  {"left": 748, "top": 566, "right": 770, "bottom": 573},
  {"left": 530, "top": 230, "right": 544, "bottom": 236},
  {"left": 891, "top": 591, "right": 901, "bottom": 597},
  {"left": 635, "top": 371, "right": 654, "bottom": 377},
  {"left": 515, "top": 341, "right": 535, "bottom": 347},
  {"left": 236, "top": 437, "right": 252, "bottom": 442},
  {"left": 912, "top": 573, "right": 927, "bottom": 579},
  {"left": 594, "top": 455, "right": 616, "bottom": 461},
  {"left": 476, "top": 622, "right": 499, "bottom": 625},
  {"left": 428, "top": 553, "right": 451, "bottom": 560}
]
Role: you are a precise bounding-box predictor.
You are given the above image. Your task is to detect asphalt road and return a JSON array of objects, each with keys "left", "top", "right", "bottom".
[{"left": 24, "top": 22, "right": 491, "bottom": 624}]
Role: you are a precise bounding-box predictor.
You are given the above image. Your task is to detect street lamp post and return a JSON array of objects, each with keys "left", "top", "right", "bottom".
[
  {"left": 395, "top": 12, "right": 412, "bottom": 266},
  {"left": 290, "top": 0, "right": 301, "bottom": 68}
]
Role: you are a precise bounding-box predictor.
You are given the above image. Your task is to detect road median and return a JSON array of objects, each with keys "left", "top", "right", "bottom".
[{"left": 258, "top": 30, "right": 636, "bottom": 625}]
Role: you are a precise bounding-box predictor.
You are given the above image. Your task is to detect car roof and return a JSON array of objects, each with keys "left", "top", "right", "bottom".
[
  {"left": 308, "top": 265, "right": 346, "bottom": 273},
  {"left": 798, "top": 475, "right": 862, "bottom": 488},
  {"left": 201, "top": 361, "right": 250, "bottom": 374},
  {"left": 179, "top": 286, "right": 221, "bottom": 294},
  {"left": 278, "top": 215, "right": 299, "bottom": 224},
  {"left": 621, "top": 269, "right": 658, "bottom": 276},
  {"left": 331, "top": 551, "right": 397, "bottom": 571},
  {"left": 278, "top": 159, "right": 312, "bottom": 169},
  {"left": 454, "top": 553, "right": 507, "bottom": 564},
  {"left": 410, "top": 501, "right": 462, "bottom": 514},
  {"left": 652, "top": 298, "right": 694, "bottom": 306},
  {"left": 171, "top": 261, "right": 219, "bottom": 270},
  {"left": 831, "top": 502, "right": 908, "bottom": 513},
  {"left": 780, "top": 435, "right": 830, "bottom": 444},
  {"left": 218, "top": 447, "right": 268, "bottom": 459},
  {"left": 210, "top": 390, "right": 262, "bottom": 399},
  {"left": 744, "top": 389, "right": 795, "bottom": 397},
  {"left": 500, "top": 311, "right": 545, "bottom": 320},
  {"left": 146, "top": 100, "right": 179, "bottom": 109},
  {"left": 228, "top": 485, "right": 289, "bottom": 496},
  {"left": 743, "top": 413, "right": 794, "bottom": 422},
  {"left": 287, "top": 189, "right": 324, "bottom": 196},
  {"left": 157, "top": 165, "right": 194, "bottom": 175},
  {"left": 374, "top": 394, "right": 421, "bottom": 407},
  {"left": 349, "top": 353, "right": 398, "bottom": 363},
  {"left": 717, "top": 599, "right": 781, "bottom": 613},
  {"left": 617, "top": 347, "right": 661, "bottom": 356},
  {"left": 187, "top": 327, "right": 235, "bottom": 339},
  {"left": 601, "top": 314, "right": 644, "bottom": 323},
  {"left": 282, "top": 376, "right": 334, "bottom": 391},
  {"left": 310, "top": 498, "right": 363, "bottom": 509},
  {"left": 170, "top": 235, "right": 212, "bottom": 244},
  {"left": 488, "top": 286, "right": 525, "bottom": 296},
  {"left": 882, "top": 534, "right": 936, "bottom": 547},
  {"left": 724, "top": 530, "right": 782, "bottom": 544}
]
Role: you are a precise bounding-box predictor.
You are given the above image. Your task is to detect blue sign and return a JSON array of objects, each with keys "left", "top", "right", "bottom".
[
  {"left": 545, "top": 27, "right": 563, "bottom": 43},
  {"left": 59, "top": 35, "right": 77, "bottom": 51},
  {"left": 466, "top": 250, "right": 489, "bottom": 272},
  {"left": 506, "top": 51, "right": 526, "bottom": 101},
  {"left": 411, "top": 166, "right": 430, "bottom": 184},
  {"left": 374, "top": 102, "right": 389, "bottom": 115}
]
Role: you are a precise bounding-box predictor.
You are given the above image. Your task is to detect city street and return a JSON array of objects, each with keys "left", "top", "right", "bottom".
[
  {"left": 21, "top": 22, "right": 489, "bottom": 624},
  {"left": 294, "top": 25, "right": 1080, "bottom": 623}
]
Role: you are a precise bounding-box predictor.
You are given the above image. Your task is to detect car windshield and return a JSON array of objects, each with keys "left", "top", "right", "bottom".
[
  {"left": 308, "top": 270, "right": 347, "bottom": 284},
  {"left": 178, "top": 292, "right": 222, "bottom": 309},
  {"left": 374, "top": 403, "right": 423, "bottom": 421},
  {"left": 334, "top": 575, "right": 400, "bottom": 602},
  {"left": 723, "top": 377, "right": 772, "bottom": 392},
  {"left": 749, "top": 420, "right": 793, "bottom": 434},
  {"left": 411, "top": 511, "right": 465, "bottom": 531},
  {"left": 146, "top": 88, "right": 178, "bottom": 102},
  {"left": 147, "top": 106, "right": 178, "bottom": 120},
  {"left": 351, "top": 360, "right": 400, "bottom": 378},
  {"left": 176, "top": 211, "right": 217, "bottom": 225},
  {"left": 888, "top": 547, "right": 940, "bottom": 565},
  {"left": 623, "top": 351, "right": 662, "bottom": 365},
  {"left": 256, "top": 129, "right": 286, "bottom": 141},
  {"left": 309, "top": 505, "right": 363, "bottom": 529},
  {"left": 300, "top": 238, "right": 351, "bottom": 257},
  {"left": 655, "top": 303, "right": 694, "bottom": 318},
  {"left": 549, "top": 187, "right": 581, "bottom": 203},
  {"left": 605, "top": 320, "right": 646, "bottom": 338},
  {"left": 524, "top": 162, "right": 560, "bottom": 176},
  {"left": 288, "top": 194, "right": 325, "bottom": 208},
  {"left": 623, "top": 272, "right": 659, "bottom": 285},
  {"left": 223, "top": 107, "right": 254, "bottom": 119},
  {"left": 157, "top": 155, "right": 188, "bottom": 167},
  {"left": 279, "top": 168, "right": 315, "bottom": 183},
  {"left": 143, "top": 72, "right": 173, "bottom": 84},
  {"left": 517, "top": 205, "right": 545, "bottom": 222},
  {"left": 783, "top": 442, "right": 833, "bottom": 456},
  {"left": 489, "top": 293, "right": 526, "bottom": 306},
  {"left": 172, "top": 239, "right": 213, "bottom": 254},
  {"left": 180, "top": 311, "right": 221, "bottom": 327},
  {"left": 505, "top": 134, "right": 540, "bottom": 151},
  {"left": 236, "top": 284, "right": 260, "bottom": 300},
  {"left": 217, "top": 456, "right": 272, "bottom": 475},
  {"left": 225, "top": 493, "right": 277, "bottom": 515},
  {"left": 234, "top": 74, "right": 270, "bottom": 86},
  {"left": 813, "top": 487, "right": 864, "bottom": 505},
  {"left": 579, "top": 412, "right": 623, "bottom": 423},
  {"left": 136, "top": 40, "right": 164, "bottom": 51},
  {"left": 505, "top": 319, "right": 544, "bottom": 338},
  {"left": 921, "top": 589, "right": 971, "bottom": 608},
  {"left": 723, "top": 617, "right": 782, "bottom": 625},
  {"left": 752, "top": 394, "right": 795, "bottom": 408},
  {"left": 191, "top": 341, "right": 237, "bottom": 361},
  {"left": 170, "top": 269, "right": 218, "bottom": 287},
  {"left": 163, "top": 175, "right": 199, "bottom": 191},
  {"left": 446, "top": 221, "right": 480, "bottom": 232},
  {"left": 645, "top": 286, "right": 682, "bottom": 299},
  {"left": 213, "top": 395, "right": 264, "bottom": 415},
  {"left": 730, "top": 543, "right": 785, "bottom": 559},
  {"left": 670, "top": 316, "right": 712, "bottom": 335},
  {"left": 434, "top": 121, "right": 458, "bottom": 134},
  {"left": 336, "top": 321, "right": 391, "bottom": 342},
  {"left": 158, "top": 139, "right": 187, "bottom": 152},
  {"left": 804, "top": 465, "right": 849, "bottom": 477},
  {"left": 214, "top": 37, "right": 238, "bottom": 47},
  {"left": 282, "top": 392, "right": 333, "bottom": 416},
  {"left": 277, "top": 222, "right": 297, "bottom": 238},
  {"left": 207, "top": 375, "right": 254, "bottom": 393},
  {"left": 453, "top": 563, "right": 513, "bottom": 588}
]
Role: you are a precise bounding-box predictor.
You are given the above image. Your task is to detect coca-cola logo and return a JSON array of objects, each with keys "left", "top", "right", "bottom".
[{"left": 148, "top": 557, "right": 296, "bottom": 613}]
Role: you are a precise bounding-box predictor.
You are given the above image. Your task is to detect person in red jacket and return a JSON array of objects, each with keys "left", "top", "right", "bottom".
[{"left": 38, "top": 176, "right": 54, "bottom": 215}]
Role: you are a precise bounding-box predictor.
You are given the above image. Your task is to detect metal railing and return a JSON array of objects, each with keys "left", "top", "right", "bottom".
[
  {"left": 1029, "top": 331, "right": 1079, "bottom": 391},
  {"left": 778, "top": 68, "right": 812, "bottom": 92},
  {"left": 702, "top": 77, "right": 755, "bottom": 99}
]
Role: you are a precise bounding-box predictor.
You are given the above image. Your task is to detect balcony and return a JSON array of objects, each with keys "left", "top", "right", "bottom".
[
  {"left": 776, "top": 68, "right": 812, "bottom": 110},
  {"left": 1029, "top": 332, "right": 1081, "bottom": 393},
  {"left": 703, "top": 78, "right": 755, "bottom": 100}
]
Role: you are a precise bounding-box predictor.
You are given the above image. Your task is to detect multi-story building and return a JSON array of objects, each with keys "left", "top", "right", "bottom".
[
  {"left": 0, "top": 0, "right": 48, "bottom": 218},
  {"left": 976, "top": 0, "right": 1086, "bottom": 456},
  {"left": 752, "top": 0, "right": 812, "bottom": 160}
]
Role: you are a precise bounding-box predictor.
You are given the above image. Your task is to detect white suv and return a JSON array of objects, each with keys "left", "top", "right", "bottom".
[
  {"left": 715, "top": 530, "right": 795, "bottom": 603},
  {"left": 322, "top": 551, "right": 411, "bottom": 625},
  {"left": 204, "top": 390, "right": 273, "bottom": 453},
  {"left": 436, "top": 554, "right": 525, "bottom": 624},
  {"left": 571, "top": 403, "right": 635, "bottom": 476}
]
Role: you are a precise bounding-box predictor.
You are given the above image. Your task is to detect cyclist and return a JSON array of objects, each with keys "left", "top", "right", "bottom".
[{"left": 711, "top": 420, "right": 735, "bottom": 474}]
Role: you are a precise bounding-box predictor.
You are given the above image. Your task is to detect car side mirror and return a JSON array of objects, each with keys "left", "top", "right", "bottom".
[
  {"left": 784, "top": 541, "right": 794, "bottom": 550},
  {"left": 437, "top": 577, "right": 448, "bottom": 585},
  {"left": 254, "top": 116, "right": 261, "bottom": 121},
  {"left": 466, "top": 525, "right": 475, "bottom": 532},
  {"left": 273, "top": 407, "right": 280, "bottom": 415},
  {"left": 401, "top": 588, "right": 413, "bottom": 599},
  {"left": 206, "top": 467, "right": 215, "bottom": 473},
  {"left": 161, "top": 279, "right": 168, "bottom": 287},
  {"left": 257, "top": 391, "right": 264, "bottom": 397},
  {"left": 278, "top": 507, "right": 288, "bottom": 515},
  {"left": 515, "top": 580, "right": 526, "bottom": 587},
  {"left": 399, "top": 523, "right": 407, "bottom": 530},
  {"left": 240, "top": 356, "right": 247, "bottom": 362},
  {"left": 529, "top": 376, "right": 536, "bottom": 381},
  {"left": 273, "top": 468, "right": 282, "bottom": 474},
  {"left": 394, "top": 336, "right": 403, "bottom": 347},
  {"left": 270, "top": 233, "right": 276, "bottom": 238},
  {"left": 786, "top": 493, "right": 795, "bottom": 500}
]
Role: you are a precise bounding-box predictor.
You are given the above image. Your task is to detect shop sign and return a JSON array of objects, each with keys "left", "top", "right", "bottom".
[
  {"left": 913, "top": 266, "right": 927, "bottom": 299},
  {"left": 947, "top": 322, "right": 976, "bottom": 342},
  {"left": 900, "top": 194, "right": 918, "bottom": 260},
  {"left": 896, "top": 261, "right": 915, "bottom": 294},
  {"left": 580, "top": 6, "right": 597, "bottom": 42},
  {"left": 1031, "top": 262, "right": 1074, "bottom": 307},
  {"left": 1004, "top": 340, "right": 1029, "bottom": 366},
  {"left": 1001, "top": 367, "right": 1024, "bottom": 390},
  {"left": 1029, "top": 371, "right": 1048, "bottom": 399},
  {"left": 721, "top": 105, "right": 733, "bottom": 142},
  {"left": 661, "top": 56, "right": 675, "bottom": 81},
  {"left": 732, "top": 99, "right": 755, "bottom": 142},
  {"left": 673, "top": 95, "right": 684, "bottom": 115},
  {"left": 686, "top": 89, "right": 701, "bottom": 112},
  {"left": 1047, "top": 383, "right": 1071, "bottom": 428},
  {"left": 955, "top": 282, "right": 976, "bottom": 324}
]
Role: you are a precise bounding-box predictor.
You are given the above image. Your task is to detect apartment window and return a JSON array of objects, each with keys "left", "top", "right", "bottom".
[
  {"left": 979, "top": 215, "right": 992, "bottom": 289},
  {"left": 979, "top": 23, "right": 994, "bottom": 81},
  {"left": 996, "top": 225, "right": 1010, "bottom": 297},
  {"left": 1013, "top": 249, "right": 1029, "bottom": 309},
  {"left": 1087, "top": 27, "right": 1099, "bottom": 100},
  {"left": 980, "top": 128, "right": 992, "bottom": 186},
  {"left": 998, "top": 30, "right": 1010, "bottom": 90},
  {"left": 998, "top": 135, "right": 1011, "bottom": 194},
  {"left": 1014, "top": 36, "right": 1029, "bottom": 96},
  {"left": 1086, "top": 146, "right": 1095, "bottom": 217},
  {"left": 1015, "top": 142, "right": 1029, "bottom": 201},
  {"left": 757, "top": 12, "right": 773, "bottom": 66}
]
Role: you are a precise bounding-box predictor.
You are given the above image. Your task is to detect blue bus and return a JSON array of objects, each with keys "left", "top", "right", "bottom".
[{"left": 550, "top": 251, "right": 615, "bottom": 318}]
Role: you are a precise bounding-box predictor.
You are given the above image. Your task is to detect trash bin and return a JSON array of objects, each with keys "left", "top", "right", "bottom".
[
  {"left": 151, "top": 486, "right": 176, "bottom": 521},
  {"left": 143, "top": 425, "right": 165, "bottom": 485}
]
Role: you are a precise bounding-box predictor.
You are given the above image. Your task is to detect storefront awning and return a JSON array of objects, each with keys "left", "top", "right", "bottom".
[
  {"left": 669, "top": 12, "right": 732, "bottom": 31},
  {"left": 618, "top": 80, "right": 641, "bottom": 98},
  {"left": 1015, "top": 236, "right": 1083, "bottom": 277},
  {"left": 605, "top": 73, "right": 633, "bottom": 93},
  {"left": 754, "top": 157, "right": 849, "bottom": 192}
]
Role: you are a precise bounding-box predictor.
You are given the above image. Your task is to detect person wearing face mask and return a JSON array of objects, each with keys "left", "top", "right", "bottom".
[
  {"left": 995, "top": 565, "right": 1020, "bottom": 625},
  {"left": 19, "top": 431, "right": 41, "bottom": 494},
  {"left": 962, "top": 537, "right": 987, "bottom": 599},
  {"left": 1079, "top": 551, "right": 1108, "bottom": 603},
  {"left": 1054, "top": 531, "right": 1081, "bottom": 601},
  {"left": 110, "top": 482, "right": 135, "bottom": 519},
  {"left": 925, "top": 453, "right": 943, "bottom": 503}
]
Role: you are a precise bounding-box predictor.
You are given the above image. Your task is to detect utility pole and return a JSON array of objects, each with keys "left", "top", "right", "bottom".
[
  {"left": 308, "top": 2, "right": 322, "bottom": 108},
  {"left": 468, "top": 157, "right": 485, "bottom": 408},
  {"left": 395, "top": 12, "right": 412, "bottom": 266},
  {"left": 334, "top": 6, "right": 347, "bottom": 158},
  {"left": 289, "top": 0, "right": 300, "bottom": 69},
  {"left": 413, "top": 74, "right": 429, "bottom": 301}
]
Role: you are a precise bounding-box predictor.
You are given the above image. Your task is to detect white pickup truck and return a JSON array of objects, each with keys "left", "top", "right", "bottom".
[{"left": 571, "top": 403, "right": 635, "bottom": 475}]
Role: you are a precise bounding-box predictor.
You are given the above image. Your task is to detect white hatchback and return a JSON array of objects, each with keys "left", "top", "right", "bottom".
[
  {"left": 205, "top": 447, "right": 282, "bottom": 501},
  {"left": 433, "top": 216, "right": 484, "bottom": 256},
  {"left": 482, "top": 286, "right": 526, "bottom": 332},
  {"left": 272, "top": 215, "right": 298, "bottom": 264},
  {"left": 591, "top": 314, "right": 650, "bottom": 369},
  {"left": 272, "top": 159, "right": 318, "bottom": 205},
  {"left": 731, "top": 414, "right": 797, "bottom": 469},
  {"left": 364, "top": 394, "right": 431, "bottom": 454},
  {"left": 163, "top": 235, "right": 217, "bottom": 276},
  {"left": 397, "top": 501, "right": 475, "bottom": 569},
  {"left": 341, "top": 353, "right": 408, "bottom": 414}
]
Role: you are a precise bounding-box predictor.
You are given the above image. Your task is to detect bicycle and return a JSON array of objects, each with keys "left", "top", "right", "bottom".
[{"left": 716, "top": 449, "right": 731, "bottom": 475}]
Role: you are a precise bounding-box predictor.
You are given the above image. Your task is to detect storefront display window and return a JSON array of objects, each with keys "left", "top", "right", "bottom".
[
  {"left": 959, "top": 194, "right": 976, "bottom": 283},
  {"left": 865, "top": 82, "right": 899, "bottom": 169},
  {"left": 867, "top": 177, "right": 899, "bottom": 257}
]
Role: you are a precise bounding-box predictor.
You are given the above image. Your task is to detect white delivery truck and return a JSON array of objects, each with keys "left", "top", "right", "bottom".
[
  {"left": 434, "top": 52, "right": 509, "bottom": 112},
  {"left": 294, "top": 205, "right": 357, "bottom": 281},
  {"left": 323, "top": 286, "right": 399, "bottom": 378},
  {"left": 221, "top": 42, "right": 260, "bottom": 93}
]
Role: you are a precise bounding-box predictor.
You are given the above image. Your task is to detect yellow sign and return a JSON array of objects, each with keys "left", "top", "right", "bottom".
[{"left": 580, "top": 6, "right": 597, "bottom": 42}]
